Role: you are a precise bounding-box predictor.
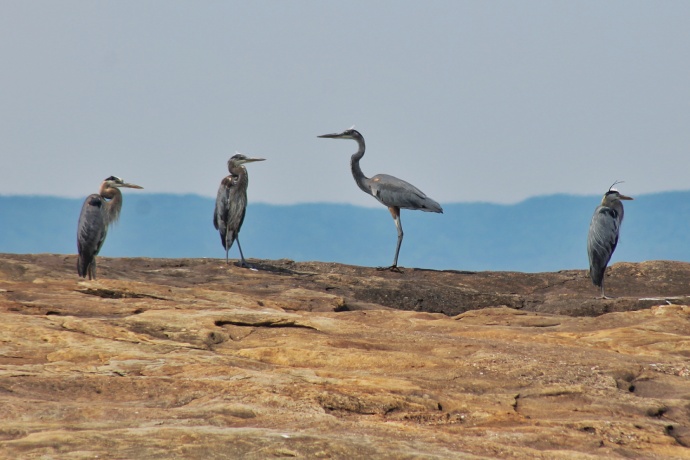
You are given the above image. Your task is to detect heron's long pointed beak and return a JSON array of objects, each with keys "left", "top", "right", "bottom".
[
  {"left": 241, "top": 158, "right": 266, "bottom": 164},
  {"left": 317, "top": 132, "right": 342, "bottom": 139},
  {"left": 121, "top": 183, "right": 143, "bottom": 189},
  {"left": 619, "top": 194, "right": 633, "bottom": 200}
]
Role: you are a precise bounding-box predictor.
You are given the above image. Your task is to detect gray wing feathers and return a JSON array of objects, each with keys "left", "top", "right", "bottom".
[
  {"left": 77, "top": 195, "right": 107, "bottom": 277},
  {"left": 369, "top": 174, "right": 443, "bottom": 213},
  {"left": 214, "top": 179, "right": 231, "bottom": 249},
  {"left": 214, "top": 181, "right": 228, "bottom": 230},
  {"left": 587, "top": 207, "right": 620, "bottom": 286},
  {"left": 214, "top": 176, "right": 247, "bottom": 251}
]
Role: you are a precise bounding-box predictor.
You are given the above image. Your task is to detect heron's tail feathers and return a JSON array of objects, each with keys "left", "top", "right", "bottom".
[
  {"left": 77, "top": 253, "right": 93, "bottom": 279},
  {"left": 589, "top": 266, "right": 605, "bottom": 288},
  {"left": 220, "top": 228, "right": 237, "bottom": 251},
  {"left": 422, "top": 197, "right": 443, "bottom": 214}
]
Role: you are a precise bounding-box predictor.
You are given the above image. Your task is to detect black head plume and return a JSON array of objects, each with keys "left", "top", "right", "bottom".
[{"left": 606, "top": 180, "right": 625, "bottom": 195}]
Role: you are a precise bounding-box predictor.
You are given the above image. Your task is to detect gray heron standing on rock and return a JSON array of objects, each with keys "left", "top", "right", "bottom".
[
  {"left": 587, "top": 182, "right": 633, "bottom": 298},
  {"left": 318, "top": 127, "right": 443, "bottom": 271},
  {"left": 77, "top": 176, "right": 143, "bottom": 280},
  {"left": 214, "top": 153, "right": 265, "bottom": 267}
]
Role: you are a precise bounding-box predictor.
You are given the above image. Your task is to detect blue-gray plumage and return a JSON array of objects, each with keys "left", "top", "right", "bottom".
[
  {"left": 213, "top": 153, "right": 265, "bottom": 267},
  {"left": 77, "top": 176, "right": 143, "bottom": 279},
  {"left": 318, "top": 128, "right": 443, "bottom": 271},
  {"left": 587, "top": 185, "right": 633, "bottom": 298}
]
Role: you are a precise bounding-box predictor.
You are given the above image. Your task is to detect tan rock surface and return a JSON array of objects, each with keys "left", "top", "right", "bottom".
[{"left": 1, "top": 254, "right": 689, "bottom": 459}]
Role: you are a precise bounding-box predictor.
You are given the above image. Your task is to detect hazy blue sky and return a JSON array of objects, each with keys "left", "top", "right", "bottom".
[{"left": 1, "top": 1, "right": 688, "bottom": 206}]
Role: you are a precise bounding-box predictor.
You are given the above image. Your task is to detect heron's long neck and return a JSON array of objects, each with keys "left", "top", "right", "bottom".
[
  {"left": 229, "top": 165, "right": 249, "bottom": 192},
  {"left": 350, "top": 137, "right": 371, "bottom": 194},
  {"left": 611, "top": 201, "right": 625, "bottom": 224},
  {"left": 100, "top": 184, "right": 123, "bottom": 225}
]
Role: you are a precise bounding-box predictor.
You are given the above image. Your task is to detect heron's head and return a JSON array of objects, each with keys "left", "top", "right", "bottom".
[
  {"left": 228, "top": 153, "right": 266, "bottom": 169},
  {"left": 317, "top": 126, "right": 362, "bottom": 141},
  {"left": 103, "top": 176, "right": 143, "bottom": 189},
  {"left": 601, "top": 188, "right": 633, "bottom": 207}
]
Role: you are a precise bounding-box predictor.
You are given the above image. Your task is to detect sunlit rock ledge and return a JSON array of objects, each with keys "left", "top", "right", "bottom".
[{"left": 0, "top": 254, "right": 689, "bottom": 458}]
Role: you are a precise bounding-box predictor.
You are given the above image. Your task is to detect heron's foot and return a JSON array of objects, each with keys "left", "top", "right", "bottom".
[
  {"left": 377, "top": 265, "right": 404, "bottom": 273},
  {"left": 596, "top": 295, "right": 613, "bottom": 300},
  {"left": 236, "top": 260, "right": 258, "bottom": 271}
]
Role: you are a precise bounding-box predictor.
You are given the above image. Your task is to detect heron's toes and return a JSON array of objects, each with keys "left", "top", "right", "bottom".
[{"left": 377, "top": 265, "right": 404, "bottom": 273}]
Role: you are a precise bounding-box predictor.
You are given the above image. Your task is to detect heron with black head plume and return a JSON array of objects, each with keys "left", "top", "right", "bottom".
[
  {"left": 587, "top": 181, "right": 633, "bottom": 298},
  {"left": 318, "top": 127, "right": 443, "bottom": 271},
  {"left": 214, "top": 152, "right": 265, "bottom": 268},
  {"left": 77, "top": 176, "right": 143, "bottom": 280}
]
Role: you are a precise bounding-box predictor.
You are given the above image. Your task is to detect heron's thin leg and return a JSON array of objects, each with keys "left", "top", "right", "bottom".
[
  {"left": 236, "top": 237, "right": 247, "bottom": 267},
  {"left": 378, "top": 207, "right": 403, "bottom": 272},
  {"left": 235, "top": 238, "right": 256, "bottom": 269},
  {"left": 224, "top": 229, "right": 230, "bottom": 265},
  {"left": 392, "top": 213, "right": 403, "bottom": 267}
]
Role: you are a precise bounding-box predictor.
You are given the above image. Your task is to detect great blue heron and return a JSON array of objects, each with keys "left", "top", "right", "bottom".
[
  {"left": 77, "top": 176, "right": 143, "bottom": 280},
  {"left": 213, "top": 153, "right": 265, "bottom": 267},
  {"left": 587, "top": 182, "right": 633, "bottom": 298},
  {"left": 318, "top": 127, "right": 443, "bottom": 271}
]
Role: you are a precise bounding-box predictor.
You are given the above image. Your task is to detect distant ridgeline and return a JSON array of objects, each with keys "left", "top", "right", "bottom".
[{"left": 1, "top": 192, "right": 688, "bottom": 272}]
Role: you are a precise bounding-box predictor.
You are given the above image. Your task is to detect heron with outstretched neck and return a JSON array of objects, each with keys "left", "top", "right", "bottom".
[
  {"left": 318, "top": 127, "right": 443, "bottom": 271},
  {"left": 214, "top": 153, "right": 265, "bottom": 267},
  {"left": 587, "top": 182, "right": 633, "bottom": 298},
  {"left": 77, "top": 176, "right": 143, "bottom": 280}
]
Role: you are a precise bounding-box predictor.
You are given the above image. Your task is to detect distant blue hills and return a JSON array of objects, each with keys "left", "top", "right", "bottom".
[{"left": 1, "top": 191, "right": 688, "bottom": 272}]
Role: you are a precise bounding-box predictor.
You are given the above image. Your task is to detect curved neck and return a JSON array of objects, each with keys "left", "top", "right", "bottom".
[
  {"left": 99, "top": 183, "right": 123, "bottom": 224},
  {"left": 350, "top": 136, "right": 371, "bottom": 194},
  {"left": 610, "top": 200, "right": 624, "bottom": 223},
  {"left": 228, "top": 164, "right": 249, "bottom": 190}
]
